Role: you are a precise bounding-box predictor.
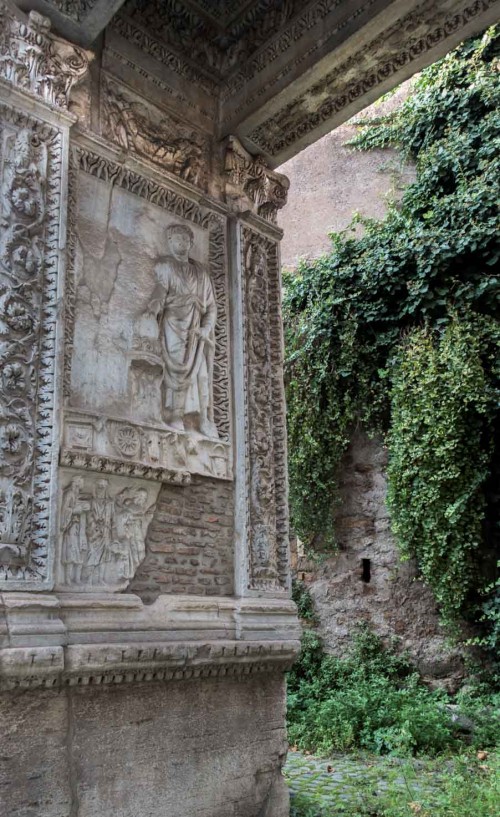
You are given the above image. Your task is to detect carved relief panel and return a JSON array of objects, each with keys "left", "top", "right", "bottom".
[
  {"left": 0, "top": 106, "right": 64, "bottom": 587},
  {"left": 63, "top": 145, "right": 232, "bottom": 488},
  {"left": 57, "top": 471, "right": 160, "bottom": 591},
  {"left": 241, "top": 225, "right": 289, "bottom": 592}
]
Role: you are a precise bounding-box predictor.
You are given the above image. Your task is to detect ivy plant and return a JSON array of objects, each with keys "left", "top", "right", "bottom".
[{"left": 284, "top": 27, "right": 500, "bottom": 625}]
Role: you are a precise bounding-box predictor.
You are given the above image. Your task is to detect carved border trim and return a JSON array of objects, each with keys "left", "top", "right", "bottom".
[
  {"left": 60, "top": 450, "right": 192, "bottom": 484},
  {"left": 64, "top": 144, "right": 231, "bottom": 442},
  {"left": 222, "top": 0, "right": 380, "bottom": 104},
  {"left": 0, "top": 639, "right": 300, "bottom": 690},
  {"left": 240, "top": 224, "right": 290, "bottom": 592},
  {"left": 111, "top": 16, "right": 220, "bottom": 97},
  {"left": 0, "top": 103, "right": 63, "bottom": 587},
  {"left": 248, "top": 0, "right": 498, "bottom": 155}
]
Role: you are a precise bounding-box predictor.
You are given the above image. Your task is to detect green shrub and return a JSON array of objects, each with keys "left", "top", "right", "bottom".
[
  {"left": 287, "top": 627, "right": 457, "bottom": 756},
  {"left": 292, "top": 579, "right": 319, "bottom": 623}
]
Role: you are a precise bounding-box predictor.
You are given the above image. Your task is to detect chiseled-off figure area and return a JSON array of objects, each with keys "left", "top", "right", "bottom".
[{"left": 0, "top": 0, "right": 497, "bottom": 815}]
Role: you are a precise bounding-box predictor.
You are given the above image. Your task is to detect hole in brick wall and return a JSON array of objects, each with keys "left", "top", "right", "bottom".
[{"left": 361, "top": 558, "right": 371, "bottom": 583}]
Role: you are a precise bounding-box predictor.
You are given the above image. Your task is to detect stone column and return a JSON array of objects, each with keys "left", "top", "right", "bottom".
[{"left": 0, "top": 6, "right": 299, "bottom": 816}]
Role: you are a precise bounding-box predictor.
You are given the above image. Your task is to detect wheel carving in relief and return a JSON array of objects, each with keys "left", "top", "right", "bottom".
[{"left": 113, "top": 425, "right": 141, "bottom": 459}]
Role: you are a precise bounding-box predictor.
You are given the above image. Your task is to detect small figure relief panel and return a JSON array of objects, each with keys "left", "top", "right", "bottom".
[
  {"left": 58, "top": 472, "right": 160, "bottom": 591},
  {"left": 64, "top": 165, "right": 231, "bottom": 482}
]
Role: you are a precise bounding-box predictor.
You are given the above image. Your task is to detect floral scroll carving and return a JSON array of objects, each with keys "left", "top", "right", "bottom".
[
  {"left": 0, "top": 107, "right": 63, "bottom": 584},
  {"left": 242, "top": 227, "right": 289, "bottom": 591},
  {"left": 0, "top": 1, "right": 91, "bottom": 108},
  {"left": 224, "top": 137, "right": 289, "bottom": 224}
]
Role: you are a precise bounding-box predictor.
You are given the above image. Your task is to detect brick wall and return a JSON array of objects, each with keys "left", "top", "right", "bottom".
[{"left": 128, "top": 476, "right": 234, "bottom": 601}]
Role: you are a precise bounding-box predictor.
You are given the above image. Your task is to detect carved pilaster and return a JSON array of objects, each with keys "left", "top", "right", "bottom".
[
  {"left": 0, "top": 4, "right": 91, "bottom": 589},
  {"left": 232, "top": 218, "right": 290, "bottom": 595},
  {"left": 0, "top": 99, "right": 67, "bottom": 588}
]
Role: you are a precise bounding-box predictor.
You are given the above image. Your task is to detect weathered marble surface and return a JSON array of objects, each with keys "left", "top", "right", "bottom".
[
  {"left": 0, "top": 673, "right": 290, "bottom": 817},
  {"left": 2, "top": 0, "right": 496, "bottom": 813}
]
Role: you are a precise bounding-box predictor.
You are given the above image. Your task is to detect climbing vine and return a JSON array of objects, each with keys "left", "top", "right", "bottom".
[{"left": 284, "top": 27, "right": 500, "bottom": 624}]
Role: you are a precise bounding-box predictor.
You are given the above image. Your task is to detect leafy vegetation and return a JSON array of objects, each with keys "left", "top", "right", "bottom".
[
  {"left": 292, "top": 579, "right": 319, "bottom": 623},
  {"left": 288, "top": 627, "right": 472, "bottom": 758},
  {"left": 284, "top": 27, "right": 500, "bottom": 628}
]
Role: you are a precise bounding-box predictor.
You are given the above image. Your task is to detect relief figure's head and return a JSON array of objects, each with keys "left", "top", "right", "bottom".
[
  {"left": 95, "top": 479, "right": 109, "bottom": 498},
  {"left": 166, "top": 223, "right": 194, "bottom": 263}
]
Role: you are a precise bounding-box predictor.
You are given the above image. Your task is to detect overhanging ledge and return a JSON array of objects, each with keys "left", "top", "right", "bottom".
[{"left": 0, "top": 593, "right": 301, "bottom": 689}]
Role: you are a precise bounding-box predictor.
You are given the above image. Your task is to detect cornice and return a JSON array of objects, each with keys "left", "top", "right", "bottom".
[{"left": 0, "top": 592, "right": 300, "bottom": 689}]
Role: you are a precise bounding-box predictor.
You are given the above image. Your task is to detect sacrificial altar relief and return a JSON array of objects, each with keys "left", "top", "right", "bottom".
[
  {"left": 58, "top": 472, "right": 160, "bottom": 591},
  {"left": 65, "top": 167, "right": 231, "bottom": 483}
]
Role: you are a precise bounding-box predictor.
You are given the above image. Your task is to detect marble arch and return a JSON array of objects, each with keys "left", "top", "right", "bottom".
[{"left": 0, "top": 1, "right": 497, "bottom": 815}]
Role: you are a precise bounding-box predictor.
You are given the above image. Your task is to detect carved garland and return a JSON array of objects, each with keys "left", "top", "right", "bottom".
[
  {"left": 241, "top": 226, "right": 289, "bottom": 591},
  {"left": 248, "top": 0, "right": 498, "bottom": 155},
  {"left": 64, "top": 146, "right": 231, "bottom": 441},
  {"left": 0, "top": 105, "right": 63, "bottom": 584}
]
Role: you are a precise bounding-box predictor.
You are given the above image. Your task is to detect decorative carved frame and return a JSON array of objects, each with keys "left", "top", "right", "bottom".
[
  {"left": 0, "top": 98, "right": 69, "bottom": 589},
  {"left": 239, "top": 223, "right": 289, "bottom": 593},
  {"left": 63, "top": 141, "right": 232, "bottom": 451}
]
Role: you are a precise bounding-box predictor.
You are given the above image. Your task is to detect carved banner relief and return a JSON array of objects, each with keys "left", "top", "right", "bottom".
[
  {"left": 241, "top": 225, "right": 289, "bottom": 592},
  {"left": 0, "top": 106, "right": 64, "bottom": 587}
]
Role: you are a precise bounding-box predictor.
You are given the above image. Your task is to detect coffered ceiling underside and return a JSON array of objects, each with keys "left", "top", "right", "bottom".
[{"left": 14, "top": 0, "right": 500, "bottom": 165}]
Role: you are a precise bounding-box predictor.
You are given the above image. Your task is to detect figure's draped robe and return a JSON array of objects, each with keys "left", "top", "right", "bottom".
[{"left": 150, "top": 256, "right": 217, "bottom": 422}]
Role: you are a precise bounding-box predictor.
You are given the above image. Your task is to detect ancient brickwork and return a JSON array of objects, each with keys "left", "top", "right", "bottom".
[{"left": 129, "top": 477, "right": 234, "bottom": 600}]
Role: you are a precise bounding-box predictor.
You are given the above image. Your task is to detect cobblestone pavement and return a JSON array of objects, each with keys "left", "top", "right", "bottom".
[{"left": 284, "top": 750, "right": 441, "bottom": 813}]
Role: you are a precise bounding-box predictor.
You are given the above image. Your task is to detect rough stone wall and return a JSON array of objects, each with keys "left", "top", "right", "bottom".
[
  {"left": 281, "top": 88, "right": 467, "bottom": 685},
  {"left": 278, "top": 82, "right": 414, "bottom": 269},
  {"left": 304, "top": 432, "right": 467, "bottom": 688},
  {"left": 0, "top": 673, "right": 289, "bottom": 817},
  {"left": 129, "top": 477, "right": 234, "bottom": 601}
]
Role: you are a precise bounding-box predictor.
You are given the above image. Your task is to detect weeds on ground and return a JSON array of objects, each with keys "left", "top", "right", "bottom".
[{"left": 288, "top": 748, "right": 500, "bottom": 817}]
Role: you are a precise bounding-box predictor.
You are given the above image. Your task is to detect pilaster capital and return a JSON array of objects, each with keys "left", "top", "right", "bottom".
[
  {"left": 0, "top": 1, "right": 92, "bottom": 109},
  {"left": 223, "top": 135, "right": 289, "bottom": 224}
]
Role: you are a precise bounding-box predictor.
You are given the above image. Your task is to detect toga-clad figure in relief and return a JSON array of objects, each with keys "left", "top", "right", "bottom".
[{"left": 147, "top": 223, "right": 218, "bottom": 438}]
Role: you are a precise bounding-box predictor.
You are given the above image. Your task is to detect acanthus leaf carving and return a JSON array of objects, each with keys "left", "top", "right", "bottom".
[
  {"left": 0, "top": 1, "right": 91, "bottom": 109},
  {"left": 224, "top": 136, "right": 289, "bottom": 224}
]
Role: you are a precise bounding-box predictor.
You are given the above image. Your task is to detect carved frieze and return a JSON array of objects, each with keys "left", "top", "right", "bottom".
[
  {"left": 120, "top": 0, "right": 304, "bottom": 78},
  {"left": 60, "top": 410, "right": 231, "bottom": 482},
  {"left": 224, "top": 137, "right": 289, "bottom": 224},
  {"left": 58, "top": 472, "right": 160, "bottom": 591},
  {"left": 101, "top": 77, "right": 210, "bottom": 190},
  {"left": 0, "top": 105, "right": 64, "bottom": 586},
  {"left": 241, "top": 226, "right": 289, "bottom": 591},
  {"left": 0, "top": 2, "right": 91, "bottom": 108}
]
